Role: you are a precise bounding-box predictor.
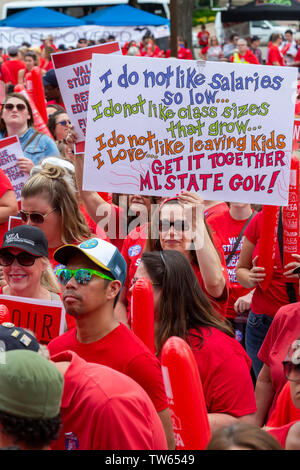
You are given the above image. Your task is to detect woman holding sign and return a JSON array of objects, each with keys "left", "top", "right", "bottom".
[
  {"left": 133, "top": 250, "right": 256, "bottom": 428},
  {"left": 0, "top": 93, "right": 59, "bottom": 175}
]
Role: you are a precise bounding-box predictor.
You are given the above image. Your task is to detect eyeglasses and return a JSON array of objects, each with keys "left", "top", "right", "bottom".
[
  {"left": 4, "top": 103, "right": 27, "bottom": 112},
  {"left": 283, "top": 361, "right": 300, "bottom": 382},
  {"left": 130, "top": 277, "right": 160, "bottom": 288},
  {"left": 158, "top": 219, "right": 190, "bottom": 233},
  {"left": 56, "top": 120, "right": 71, "bottom": 126},
  {"left": 0, "top": 251, "right": 39, "bottom": 267},
  {"left": 57, "top": 268, "right": 114, "bottom": 285},
  {"left": 19, "top": 208, "right": 57, "bottom": 225}
]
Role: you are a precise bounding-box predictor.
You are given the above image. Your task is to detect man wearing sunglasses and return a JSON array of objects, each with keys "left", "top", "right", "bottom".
[{"left": 48, "top": 237, "right": 175, "bottom": 449}]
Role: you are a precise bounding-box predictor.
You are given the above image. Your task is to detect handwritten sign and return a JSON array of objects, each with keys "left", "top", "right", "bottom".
[
  {"left": 0, "top": 136, "right": 29, "bottom": 200},
  {"left": 83, "top": 55, "right": 297, "bottom": 206},
  {"left": 52, "top": 42, "right": 121, "bottom": 153},
  {"left": 0, "top": 295, "right": 65, "bottom": 344}
]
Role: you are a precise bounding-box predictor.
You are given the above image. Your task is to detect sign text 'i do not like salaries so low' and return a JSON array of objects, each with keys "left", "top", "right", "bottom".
[{"left": 83, "top": 55, "right": 297, "bottom": 206}]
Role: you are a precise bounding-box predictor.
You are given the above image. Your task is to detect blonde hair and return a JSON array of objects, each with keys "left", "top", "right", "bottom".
[
  {"left": 21, "top": 164, "right": 91, "bottom": 244},
  {"left": 41, "top": 256, "right": 60, "bottom": 293}
]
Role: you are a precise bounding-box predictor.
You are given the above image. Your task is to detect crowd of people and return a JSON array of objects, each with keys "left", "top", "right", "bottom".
[{"left": 0, "top": 25, "right": 298, "bottom": 452}]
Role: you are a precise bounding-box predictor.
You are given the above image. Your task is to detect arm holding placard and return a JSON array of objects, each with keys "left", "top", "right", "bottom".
[
  {"left": 66, "top": 127, "right": 112, "bottom": 227},
  {"left": 0, "top": 189, "right": 18, "bottom": 224},
  {"left": 177, "top": 192, "right": 225, "bottom": 299}
]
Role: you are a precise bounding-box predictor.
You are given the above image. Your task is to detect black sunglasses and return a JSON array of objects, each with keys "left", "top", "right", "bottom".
[
  {"left": 4, "top": 103, "right": 27, "bottom": 111},
  {"left": 283, "top": 361, "right": 300, "bottom": 382},
  {"left": 158, "top": 219, "right": 190, "bottom": 233},
  {"left": 0, "top": 251, "right": 39, "bottom": 267}
]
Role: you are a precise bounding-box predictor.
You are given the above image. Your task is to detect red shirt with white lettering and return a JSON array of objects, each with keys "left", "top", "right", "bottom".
[{"left": 267, "top": 45, "right": 284, "bottom": 66}]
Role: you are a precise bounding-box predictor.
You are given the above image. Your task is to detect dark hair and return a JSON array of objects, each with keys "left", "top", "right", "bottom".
[
  {"left": 47, "top": 110, "right": 67, "bottom": 140},
  {"left": 0, "top": 93, "right": 34, "bottom": 133},
  {"left": 285, "top": 29, "right": 293, "bottom": 35},
  {"left": 141, "top": 250, "right": 234, "bottom": 354},
  {"left": 24, "top": 51, "right": 38, "bottom": 64},
  {"left": 206, "top": 422, "right": 283, "bottom": 450},
  {"left": 0, "top": 410, "right": 62, "bottom": 449}
]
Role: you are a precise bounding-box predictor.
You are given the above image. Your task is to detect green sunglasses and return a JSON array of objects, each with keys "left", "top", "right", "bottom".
[{"left": 56, "top": 268, "right": 114, "bottom": 285}]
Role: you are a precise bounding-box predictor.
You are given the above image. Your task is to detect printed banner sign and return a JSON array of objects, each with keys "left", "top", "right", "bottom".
[
  {"left": 52, "top": 42, "right": 121, "bottom": 153},
  {"left": 83, "top": 55, "right": 297, "bottom": 206},
  {"left": 0, "top": 135, "right": 29, "bottom": 200},
  {"left": 0, "top": 25, "right": 169, "bottom": 49},
  {"left": 0, "top": 295, "right": 65, "bottom": 344}
]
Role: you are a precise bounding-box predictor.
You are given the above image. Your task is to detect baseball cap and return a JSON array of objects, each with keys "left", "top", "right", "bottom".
[
  {"left": 0, "top": 350, "right": 63, "bottom": 419},
  {"left": 1, "top": 225, "right": 49, "bottom": 258},
  {"left": 42, "top": 69, "right": 58, "bottom": 88},
  {"left": 54, "top": 238, "right": 127, "bottom": 286},
  {"left": 0, "top": 323, "right": 39, "bottom": 352}
]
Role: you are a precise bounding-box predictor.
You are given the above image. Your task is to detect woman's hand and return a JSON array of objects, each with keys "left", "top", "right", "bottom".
[
  {"left": 234, "top": 291, "right": 254, "bottom": 313},
  {"left": 283, "top": 253, "right": 300, "bottom": 278},
  {"left": 176, "top": 191, "right": 205, "bottom": 249},
  {"left": 248, "top": 255, "right": 266, "bottom": 288},
  {"left": 17, "top": 157, "right": 34, "bottom": 174}
]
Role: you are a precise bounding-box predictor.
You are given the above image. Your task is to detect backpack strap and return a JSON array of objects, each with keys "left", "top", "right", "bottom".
[{"left": 226, "top": 211, "right": 257, "bottom": 267}]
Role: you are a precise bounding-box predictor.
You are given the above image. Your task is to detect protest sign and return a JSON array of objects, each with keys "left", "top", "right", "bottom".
[
  {"left": 8, "top": 216, "right": 23, "bottom": 231},
  {"left": 0, "top": 295, "right": 65, "bottom": 344},
  {"left": 52, "top": 42, "right": 121, "bottom": 153},
  {"left": 83, "top": 55, "right": 297, "bottom": 206},
  {"left": 0, "top": 136, "right": 29, "bottom": 200}
]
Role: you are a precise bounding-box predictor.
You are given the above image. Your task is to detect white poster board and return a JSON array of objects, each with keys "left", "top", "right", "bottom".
[
  {"left": 83, "top": 55, "right": 297, "bottom": 206},
  {"left": 52, "top": 42, "right": 121, "bottom": 153},
  {"left": 0, "top": 135, "right": 29, "bottom": 201}
]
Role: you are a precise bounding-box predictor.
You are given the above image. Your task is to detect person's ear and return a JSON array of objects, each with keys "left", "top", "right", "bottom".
[{"left": 106, "top": 280, "right": 122, "bottom": 301}]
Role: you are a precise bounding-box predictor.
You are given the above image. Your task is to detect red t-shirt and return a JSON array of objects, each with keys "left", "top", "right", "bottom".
[
  {"left": 267, "top": 421, "right": 298, "bottom": 449},
  {"left": 267, "top": 45, "right": 284, "bottom": 66},
  {"left": 177, "top": 47, "right": 193, "bottom": 60},
  {"left": 258, "top": 302, "right": 300, "bottom": 418},
  {"left": 267, "top": 381, "right": 300, "bottom": 427},
  {"left": 1, "top": 59, "right": 26, "bottom": 85},
  {"left": 197, "top": 30, "right": 210, "bottom": 47},
  {"left": 244, "top": 211, "right": 300, "bottom": 317},
  {"left": 208, "top": 211, "right": 253, "bottom": 318},
  {"left": 204, "top": 202, "right": 229, "bottom": 221},
  {"left": 0, "top": 168, "right": 15, "bottom": 245},
  {"left": 50, "top": 350, "right": 167, "bottom": 450},
  {"left": 121, "top": 224, "right": 229, "bottom": 320},
  {"left": 48, "top": 323, "right": 168, "bottom": 413},
  {"left": 186, "top": 327, "right": 256, "bottom": 416},
  {"left": 230, "top": 50, "right": 259, "bottom": 64}
]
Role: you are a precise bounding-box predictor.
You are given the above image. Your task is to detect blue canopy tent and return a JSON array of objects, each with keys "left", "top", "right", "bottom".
[
  {"left": 0, "top": 7, "right": 86, "bottom": 27},
  {"left": 82, "top": 4, "right": 169, "bottom": 26}
]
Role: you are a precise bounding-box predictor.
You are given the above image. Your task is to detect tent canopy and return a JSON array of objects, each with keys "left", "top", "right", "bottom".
[
  {"left": 82, "top": 4, "right": 169, "bottom": 26},
  {"left": 221, "top": 0, "right": 300, "bottom": 22},
  {"left": 0, "top": 7, "right": 86, "bottom": 27}
]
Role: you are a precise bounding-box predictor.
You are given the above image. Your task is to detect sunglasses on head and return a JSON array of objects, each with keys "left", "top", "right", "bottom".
[
  {"left": 0, "top": 251, "right": 39, "bottom": 267},
  {"left": 4, "top": 103, "right": 26, "bottom": 111},
  {"left": 56, "top": 120, "right": 71, "bottom": 126},
  {"left": 19, "top": 208, "right": 56, "bottom": 225},
  {"left": 57, "top": 268, "right": 114, "bottom": 285},
  {"left": 158, "top": 219, "right": 190, "bottom": 233},
  {"left": 283, "top": 360, "right": 300, "bottom": 382}
]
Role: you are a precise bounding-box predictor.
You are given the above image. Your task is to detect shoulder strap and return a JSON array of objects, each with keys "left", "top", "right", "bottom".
[
  {"left": 226, "top": 211, "right": 257, "bottom": 266},
  {"left": 23, "top": 130, "right": 41, "bottom": 151},
  {"left": 277, "top": 207, "right": 297, "bottom": 303}
]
